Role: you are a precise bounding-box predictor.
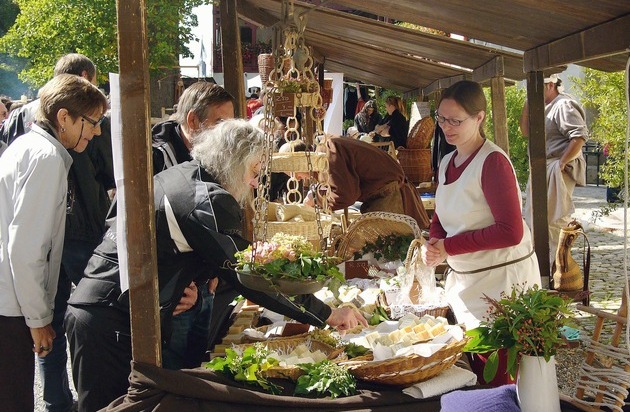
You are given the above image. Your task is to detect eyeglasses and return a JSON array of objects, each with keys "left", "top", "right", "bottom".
[
  {"left": 81, "top": 114, "right": 106, "bottom": 128},
  {"left": 435, "top": 113, "right": 472, "bottom": 127}
]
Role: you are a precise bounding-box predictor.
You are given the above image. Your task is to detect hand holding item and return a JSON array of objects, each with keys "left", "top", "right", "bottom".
[
  {"left": 375, "top": 123, "right": 390, "bottom": 137},
  {"left": 31, "top": 324, "right": 56, "bottom": 358},
  {"left": 174, "top": 282, "right": 198, "bottom": 316},
  {"left": 421, "top": 238, "right": 447, "bottom": 267},
  {"left": 326, "top": 306, "right": 368, "bottom": 331}
]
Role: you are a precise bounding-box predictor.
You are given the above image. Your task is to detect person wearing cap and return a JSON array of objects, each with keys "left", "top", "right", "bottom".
[{"left": 520, "top": 74, "right": 588, "bottom": 272}]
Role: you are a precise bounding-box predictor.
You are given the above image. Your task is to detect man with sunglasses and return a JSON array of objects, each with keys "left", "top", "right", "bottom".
[{"left": 1, "top": 54, "right": 114, "bottom": 412}]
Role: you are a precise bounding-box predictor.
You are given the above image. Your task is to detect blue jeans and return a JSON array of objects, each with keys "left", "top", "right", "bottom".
[
  {"left": 38, "top": 239, "right": 99, "bottom": 412},
  {"left": 162, "top": 285, "right": 214, "bottom": 370}
]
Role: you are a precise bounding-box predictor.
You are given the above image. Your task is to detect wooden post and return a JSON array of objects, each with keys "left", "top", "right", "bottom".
[
  {"left": 116, "top": 0, "right": 161, "bottom": 365},
  {"left": 526, "top": 71, "right": 550, "bottom": 284},
  {"left": 490, "top": 76, "right": 509, "bottom": 155},
  {"left": 220, "top": 0, "right": 246, "bottom": 118}
]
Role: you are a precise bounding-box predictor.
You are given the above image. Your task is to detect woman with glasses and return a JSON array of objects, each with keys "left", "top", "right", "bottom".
[
  {"left": 0, "top": 74, "right": 107, "bottom": 411},
  {"left": 421, "top": 80, "right": 540, "bottom": 384}
]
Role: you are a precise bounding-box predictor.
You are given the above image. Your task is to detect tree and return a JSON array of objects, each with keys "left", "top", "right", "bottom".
[
  {"left": 484, "top": 85, "right": 530, "bottom": 188},
  {"left": 0, "top": 0, "right": 29, "bottom": 98},
  {"left": 572, "top": 69, "right": 627, "bottom": 191},
  {"left": 0, "top": 0, "right": 208, "bottom": 88}
]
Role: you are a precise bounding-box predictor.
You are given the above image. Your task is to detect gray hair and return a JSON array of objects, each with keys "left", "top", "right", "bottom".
[
  {"left": 191, "top": 119, "right": 265, "bottom": 204},
  {"left": 54, "top": 53, "right": 96, "bottom": 81},
  {"left": 172, "top": 82, "right": 234, "bottom": 132}
]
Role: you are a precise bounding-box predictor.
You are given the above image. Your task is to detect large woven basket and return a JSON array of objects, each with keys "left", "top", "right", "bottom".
[
  {"left": 331, "top": 212, "right": 422, "bottom": 262},
  {"left": 235, "top": 336, "right": 343, "bottom": 381},
  {"left": 406, "top": 117, "right": 435, "bottom": 150},
  {"left": 397, "top": 148, "right": 432, "bottom": 184},
  {"left": 341, "top": 336, "right": 469, "bottom": 386},
  {"left": 257, "top": 54, "right": 274, "bottom": 85}
]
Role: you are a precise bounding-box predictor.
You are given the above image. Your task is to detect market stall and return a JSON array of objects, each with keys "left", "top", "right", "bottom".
[{"left": 112, "top": 0, "right": 630, "bottom": 410}]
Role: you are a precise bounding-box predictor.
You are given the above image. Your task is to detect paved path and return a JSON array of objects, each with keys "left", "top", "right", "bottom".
[{"left": 33, "top": 185, "right": 629, "bottom": 410}]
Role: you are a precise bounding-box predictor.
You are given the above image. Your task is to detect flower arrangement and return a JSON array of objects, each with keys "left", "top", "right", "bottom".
[
  {"left": 353, "top": 234, "right": 415, "bottom": 263},
  {"left": 464, "top": 284, "right": 575, "bottom": 381},
  {"left": 235, "top": 233, "right": 343, "bottom": 284}
]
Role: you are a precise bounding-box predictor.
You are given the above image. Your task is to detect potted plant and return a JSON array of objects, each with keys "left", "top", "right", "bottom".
[
  {"left": 235, "top": 233, "right": 343, "bottom": 295},
  {"left": 464, "top": 284, "right": 575, "bottom": 412}
]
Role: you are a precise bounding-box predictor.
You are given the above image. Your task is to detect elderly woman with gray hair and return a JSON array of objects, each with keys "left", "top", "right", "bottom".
[{"left": 65, "top": 119, "right": 365, "bottom": 411}]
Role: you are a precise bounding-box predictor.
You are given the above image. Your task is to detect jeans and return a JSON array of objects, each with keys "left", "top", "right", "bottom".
[
  {"left": 162, "top": 285, "right": 215, "bottom": 370},
  {"left": 38, "top": 239, "right": 99, "bottom": 412}
]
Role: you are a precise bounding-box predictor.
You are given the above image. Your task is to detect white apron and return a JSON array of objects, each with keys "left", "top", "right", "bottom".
[{"left": 436, "top": 140, "right": 541, "bottom": 329}]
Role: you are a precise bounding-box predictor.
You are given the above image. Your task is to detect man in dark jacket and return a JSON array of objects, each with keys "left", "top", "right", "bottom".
[
  {"left": 150, "top": 82, "right": 236, "bottom": 370},
  {"left": 0, "top": 53, "right": 113, "bottom": 412}
]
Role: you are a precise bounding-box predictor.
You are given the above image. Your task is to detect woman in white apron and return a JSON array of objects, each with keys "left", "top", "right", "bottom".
[
  {"left": 422, "top": 80, "right": 541, "bottom": 386},
  {"left": 422, "top": 81, "right": 541, "bottom": 330}
]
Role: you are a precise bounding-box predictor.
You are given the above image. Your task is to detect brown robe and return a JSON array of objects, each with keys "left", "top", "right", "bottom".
[{"left": 325, "top": 137, "right": 430, "bottom": 228}]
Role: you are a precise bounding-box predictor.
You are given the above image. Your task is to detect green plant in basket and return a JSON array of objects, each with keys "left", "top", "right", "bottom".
[
  {"left": 353, "top": 234, "right": 414, "bottom": 262},
  {"left": 206, "top": 344, "right": 282, "bottom": 394},
  {"left": 235, "top": 233, "right": 344, "bottom": 284},
  {"left": 464, "top": 284, "right": 575, "bottom": 382},
  {"left": 295, "top": 360, "right": 357, "bottom": 399}
]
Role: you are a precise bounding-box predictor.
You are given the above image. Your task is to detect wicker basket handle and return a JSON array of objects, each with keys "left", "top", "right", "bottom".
[{"left": 404, "top": 237, "right": 426, "bottom": 270}]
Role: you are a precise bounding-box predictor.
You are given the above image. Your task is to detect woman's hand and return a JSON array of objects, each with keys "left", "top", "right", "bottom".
[
  {"left": 174, "top": 282, "right": 198, "bottom": 316},
  {"left": 326, "top": 307, "right": 368, "bottom": 331},
  {"left": 421, "top": 238, "right": 447, "bottom": 267}
]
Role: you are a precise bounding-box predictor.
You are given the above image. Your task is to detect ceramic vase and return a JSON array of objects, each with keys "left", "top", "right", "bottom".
[{"left": 516, "top": 355, "right": 561, "bottom": 412}]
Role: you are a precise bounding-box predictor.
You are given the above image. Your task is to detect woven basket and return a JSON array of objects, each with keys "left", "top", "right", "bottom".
[
  {"left": 342, "top": 336, "right": 469, "bottom": 386},
  {"left": 271, "top": 152, "right": 328, "bottom": 173},
  {"left": 331, "top": 212, "right": 422, "bottom": 262},
  {"left": 407, "top": 117, "right": 435, "bottom": 150},
  {"left": 397, "top": 148, "right": 432, "bottom": 184},
  {"left": 235, "top": 336, "right": 344, "bottom": 381},
  {"left": 258, "top": 54, "right": 274, "bottom": 85}
]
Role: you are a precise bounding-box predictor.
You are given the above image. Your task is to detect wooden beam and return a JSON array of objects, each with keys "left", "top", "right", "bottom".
[
  {"left": 524, "top": 14, "right": 630, "bottom": 72},
  {"left": 490, "top": 76, "right": 509, "bottom": 154},
  {"left": 116, "top": 0, "right": 161, "bottom": 366},
  {"left": 422, "top": 74, "right": 468, "bottom": 96},
  {"left": 472, "top": 56, "right": 504, "bottom": 83},
  {"left": 221, "top": 0, "right": 246, "bottom": 118},
  {"left": 526, "top": 71, "right": 550, "bottom": 283},
  {"left": 238, "top": 0, "right": 278, "bottom": 27}
]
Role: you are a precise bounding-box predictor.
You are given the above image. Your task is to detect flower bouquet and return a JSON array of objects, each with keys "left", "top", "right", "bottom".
[
  {"left": 235, "top": 233, "right": 344, "bottom": 294},
  {"left": 464, "top": 284, "right": 575, "bottom": 382}
]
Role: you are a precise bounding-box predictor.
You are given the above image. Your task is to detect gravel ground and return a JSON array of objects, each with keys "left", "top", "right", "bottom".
[{"left": 33, "top": 185, "right": 629, "bottom": 410}]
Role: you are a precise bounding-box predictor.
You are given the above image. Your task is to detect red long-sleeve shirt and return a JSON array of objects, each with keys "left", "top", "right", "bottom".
[{"left": 429, "top": 148, "right": 524, "bottom": 256}]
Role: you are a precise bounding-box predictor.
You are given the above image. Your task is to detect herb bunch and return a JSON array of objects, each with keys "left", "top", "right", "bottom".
[
  {"left": 206, "top": 344, "right": 282, "bottom": 394},
  {"left": 464, "top": 284, "right": 574, "bottom": 381},
  {"left": 295, "top": 360, "right": 357, "bottom": 399},
  {"left": 353, "top": 234, "right": 414, "bottom": 262},
  {"left": 235, "top": 233, "right": 343, "bottom": 284}
]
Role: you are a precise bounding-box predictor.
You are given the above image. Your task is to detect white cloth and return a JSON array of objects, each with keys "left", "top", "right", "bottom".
[
  {"left": 402, "top": 365, "right": 477, "bottom": 399},
  {"left": 0, "top": 123, "right": 72, "bottom": 327},
  {"left": 436, "top": 140, "right": 540, "bottom": 329}
]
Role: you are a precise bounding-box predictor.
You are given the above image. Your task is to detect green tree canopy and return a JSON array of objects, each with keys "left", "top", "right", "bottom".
[
  {"left": 573, "top": 69, "right": 628, "bottom": 190},
  {"left": 0, "top": 0, "right": 208, "bottom": 88}
]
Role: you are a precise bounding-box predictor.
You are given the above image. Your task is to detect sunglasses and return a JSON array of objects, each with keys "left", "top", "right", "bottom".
[{"left": 81, "top": 114, "right": 106, "bottom": 127}]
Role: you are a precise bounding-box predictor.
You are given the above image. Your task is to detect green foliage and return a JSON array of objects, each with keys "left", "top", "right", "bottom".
[
  {"left": 235, "top": 233, "right": 344, "bottom": 284},
  {"left": 295, "top": 360, "right": 357, "bottom": 399},
  {"left": 573, "top": 69, "right": 627, "bottom": 190},
  {"left": 464, "top": 284, "right": 574, "bottom": 381},
  {"left": 354, "top": 234, "right": 415, "bottom": 262},
  {"left": 206, "top": 344, "right": 282, "bottom": 394},
  {"left": 484, "top": 86, "right": 530, "bottom": 189},
  {"left": 368, "top": 305, "right": 390, "bottom": 325},
  {"left": 0, "top": 0, "right": 207, "bottom": 88}
]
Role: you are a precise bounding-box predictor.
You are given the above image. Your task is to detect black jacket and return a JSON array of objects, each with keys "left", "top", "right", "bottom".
[
  {"left": 151, "top": 120, "right": 191, "bottom": 173},
  {"left": 381, "top": 109, "right": 409, "bottom": 148},
  {"left": 69, "top": 161, "right": 332, "bottom": 340}
]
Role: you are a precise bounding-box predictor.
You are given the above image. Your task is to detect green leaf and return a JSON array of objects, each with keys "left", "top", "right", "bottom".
[{"left": 483, "top": 351, "right": 500, "bottom": 383}]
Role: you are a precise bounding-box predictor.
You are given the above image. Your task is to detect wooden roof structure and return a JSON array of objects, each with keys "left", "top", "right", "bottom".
[
  {"left": 237, "top": 0, "right": 630, "bottom": 95},
  {"left": 117, "top": 0, "right": 630, "bottom": 367}
]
